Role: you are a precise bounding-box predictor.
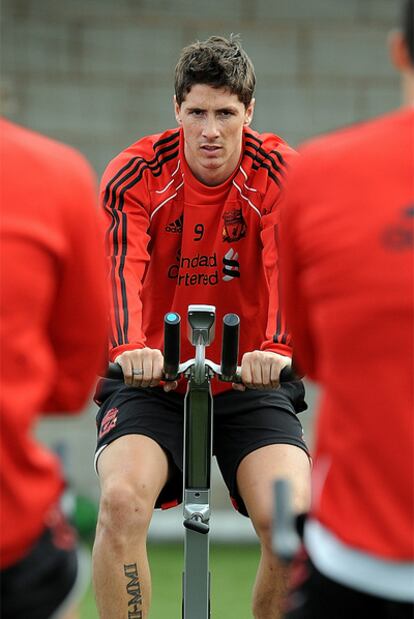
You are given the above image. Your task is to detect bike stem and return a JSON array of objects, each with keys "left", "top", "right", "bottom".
[{"left": 182, "top": 335, "right": 213, "bottom": 618}]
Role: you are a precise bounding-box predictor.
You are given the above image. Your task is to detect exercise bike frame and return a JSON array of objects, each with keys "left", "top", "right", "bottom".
[{"left": 107, "top": 303, "right": 296, "bottom": 619}]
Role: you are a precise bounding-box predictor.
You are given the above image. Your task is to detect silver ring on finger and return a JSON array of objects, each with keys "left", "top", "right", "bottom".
[{"left": 133, "top": 369, "right": 144, "bottom": 376}]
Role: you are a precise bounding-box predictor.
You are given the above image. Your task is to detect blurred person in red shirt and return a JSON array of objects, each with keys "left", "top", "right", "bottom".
[
  {"left": 279, "top": 1, "right": 414, "bottom": 617},
  {"left": 0, "top": 119, "right": 108, "bottom": 619}
]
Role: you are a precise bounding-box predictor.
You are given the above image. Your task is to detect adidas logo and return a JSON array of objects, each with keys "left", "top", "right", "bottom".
[{"left": 165, "top": 214, "right": 183, "bottom": 233}]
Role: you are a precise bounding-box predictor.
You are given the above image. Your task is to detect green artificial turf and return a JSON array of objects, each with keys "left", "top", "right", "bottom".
[{"left": 80, "top": 542, "right": 260, "bottom": 618}]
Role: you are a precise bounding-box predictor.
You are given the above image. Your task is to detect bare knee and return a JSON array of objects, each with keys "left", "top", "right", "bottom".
[
  {"left": 252, "top": 512, "right": 274, "bottom": 552},
  {"left": 96, "top": 479, "right": 154, "bottom": 547}
]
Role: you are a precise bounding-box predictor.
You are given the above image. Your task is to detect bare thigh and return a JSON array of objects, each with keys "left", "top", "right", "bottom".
[
  {"left": 97, "top": 434, "right": 170, "bottom": 511},
  {"left": 237, "top": 443, "right": 311, "bottom": 534}
]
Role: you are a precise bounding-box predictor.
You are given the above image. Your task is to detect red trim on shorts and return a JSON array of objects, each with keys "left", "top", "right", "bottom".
[
  {"left": 161, "top": 499, "right": 179, "bottom": 510},
  {"left": 230, "top": 496, "right": 240, "bottom": 511},
  {"left": 44, "top": 505, "right": 77, "bottom": 551}
]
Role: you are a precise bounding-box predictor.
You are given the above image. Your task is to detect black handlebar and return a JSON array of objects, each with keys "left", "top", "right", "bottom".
[
  {"left": 279, "top": 365, "right": 299, "bottom": 383},
  {"left": 106, "top": 362, "right": 124, "bottom": 380},
  {"left": 163, "top": 312, "right": 181, "bottom": 380},
  {"left": 220, "top": 313, "right": 240, "bottom": 380},
  {"left": 105, "top": 311, "right": 300, "bottom": 384},
  {"left": 105, "top": 361, "right": 299, "bottom": 384}
]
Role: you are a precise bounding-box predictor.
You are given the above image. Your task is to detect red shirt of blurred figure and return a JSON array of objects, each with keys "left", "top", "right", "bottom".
[
  {"left": 281, "top": 107, "right": 414, "bottom": 562},
  {"left": 0, "top": 118, "right": 108, "bottom": 567}
]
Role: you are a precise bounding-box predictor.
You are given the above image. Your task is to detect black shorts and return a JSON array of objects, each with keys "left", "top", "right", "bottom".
[
  {"left": 284, "top": 548, "right": 414, "bottom": 619},
  {"left": 0, "top": 512, "right": 79, "bottom": 619},
  {"left": 95, "top": 380, "right": 308, "bottom": 517}
]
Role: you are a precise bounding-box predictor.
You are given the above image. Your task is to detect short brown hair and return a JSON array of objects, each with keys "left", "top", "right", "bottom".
[{"left": 174, "top": 35, "right": 256, "bottom": 107}]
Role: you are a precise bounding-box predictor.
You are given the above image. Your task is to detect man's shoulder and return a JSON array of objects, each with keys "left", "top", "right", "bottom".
[
  {"left": 245, "top": 128, "right": 296, "bottom": 159},
  {"left": 102, "top": 128, "right": 180, "bottom": 187},
  {"left": 241, "top": 128, "right": 297, "bottom": 193}
]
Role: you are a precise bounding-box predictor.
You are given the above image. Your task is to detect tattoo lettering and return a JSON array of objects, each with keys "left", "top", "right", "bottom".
[{"left": 123, "top": 563, "right": 143, "bottom": 618}]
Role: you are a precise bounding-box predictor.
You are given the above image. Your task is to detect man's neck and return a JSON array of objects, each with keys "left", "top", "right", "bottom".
[
  {"left": 189, "top": 165, "right": 238, "bottom": 187},
  {"left": 183, "top": 140, "right": 243, "bottom": 187}
]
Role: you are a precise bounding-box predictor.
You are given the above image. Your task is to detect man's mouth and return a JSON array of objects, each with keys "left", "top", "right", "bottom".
[{"left": 201, "top": 145, "right": 222, "bottom": 153}]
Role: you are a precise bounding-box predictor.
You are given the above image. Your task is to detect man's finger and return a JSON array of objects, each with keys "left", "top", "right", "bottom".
[
  {"left": 241, "top": 363, "right": 253, "bottom": 389},
  {"left": 131, "top": 365, "right": 144, "bottom": 387},
  {"left": 232, "top": 382, "right": 246, "bottom": 391},
  {"left": 120, "top": 358, "right": 134, "bottom": 386},
  {"left": 163, "top": 380, "right": 178, "bottom": 392},
  {"left": 250, "top": 360, "right": 263, "bottom": 389},
  {"left": 139, "top": 354, "right": 153, "bottom": 388},
  {"left": 261, "top": 361, "right": 271, "bottom": 388},
  {"left": 152, "top": 354, "right": 164, "bottom": 383},
  {"left": 270, "top": 362, "right": 282, "bottom": 389}
]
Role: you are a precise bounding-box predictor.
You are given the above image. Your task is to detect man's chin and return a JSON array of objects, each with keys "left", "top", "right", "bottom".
[
  {"left": 195, "top": 162, "right": 227, "bottom": 186},
  {"left": 200, "top": 157, "right": 224, "bottom": 170}
]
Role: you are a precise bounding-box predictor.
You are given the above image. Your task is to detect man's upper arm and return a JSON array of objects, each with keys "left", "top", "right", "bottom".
[
  {"left": 258, "top": 142, "right": 298, "bottom": 358},
  {"left": 100, "top": 153, "right": 152, "bottom": 360}
]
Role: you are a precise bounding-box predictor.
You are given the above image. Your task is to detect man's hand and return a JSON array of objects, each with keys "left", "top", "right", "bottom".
[
  {"left": 114, "top": 348, "right": 177, "bottom": 391},
  {"left": 232, "top": 350, "right": 291, "bottom": 391}
]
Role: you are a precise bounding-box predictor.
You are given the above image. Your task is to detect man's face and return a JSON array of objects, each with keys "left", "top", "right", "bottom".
[{"left": 174, "top": 84, "right": 254, "bottom": 186}]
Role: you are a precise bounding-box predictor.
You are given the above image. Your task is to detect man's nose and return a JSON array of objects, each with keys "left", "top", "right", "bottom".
[{"left": 202, "top": 115, "right": 220, "bottom": 139}]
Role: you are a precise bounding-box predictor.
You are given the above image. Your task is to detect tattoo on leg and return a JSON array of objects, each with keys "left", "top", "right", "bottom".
[{"left": 124, "top": 563, "right": 143, "bottom": 618}]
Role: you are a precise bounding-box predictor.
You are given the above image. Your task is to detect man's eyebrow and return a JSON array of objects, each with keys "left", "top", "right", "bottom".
[
  {"left": 186, "top": 105, "right": 240, "bottom": 113},
  {"left": 216, "top": 106, "right": 239, "bottom": 113}
]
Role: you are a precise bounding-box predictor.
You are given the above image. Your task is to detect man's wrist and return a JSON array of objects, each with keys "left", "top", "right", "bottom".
[{"left": 109, "top": 342, "right": 145, "bottom": 362}]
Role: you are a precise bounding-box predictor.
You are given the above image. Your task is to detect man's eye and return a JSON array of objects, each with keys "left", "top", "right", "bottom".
[
  {"left": 191, "top": 110, "right": 204, "bottom": 116},
  {"left": 219, "top": 111, "right": 233, "bottom": 117}
]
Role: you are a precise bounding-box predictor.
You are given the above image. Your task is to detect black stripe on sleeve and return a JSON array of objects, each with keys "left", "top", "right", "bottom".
[
  {"left": 272, "top": 224, "right": 289, "bottom": 346},
  {"left": 245, "top": 149, "right": 282, "bottom": 187},
  {"left": 245, "top": 132, "right": 288, "bottom": 167},
  {"left": 112, "top": 149, "right": 179, "bottom": 342},
  {"left": 103, "top": 157, "right": 139, "bottom": 212},
  {"left": 105, "top": 140, "right": 179, "bottom": 214},
  {"left": 153, "top": 130, "right": 180, "bottom": 151},
  {"left": 117, "top": 149, "right": 179, "bottom": 212},
  {"left": 245, "top": 139, "right": 286, "bottom": 176},
  {"left": 110, "top": 253, "right": 124, "bottom": 345},
  {"left": 104, "top": 156, "right": 140, "bottom": 259},
  {"left": 270, "top": 148, "right": 287, "bottom": 168},
  {"left": 104, "top": 144, "right": 178, "bottom": 257},
  {"left": 119, "top": 211, "right": 129, "bottom": 343}
]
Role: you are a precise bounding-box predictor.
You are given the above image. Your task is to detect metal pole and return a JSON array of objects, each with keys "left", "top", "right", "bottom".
[{"left": 182, "top": 374, "right": 213, "bottom": 619}]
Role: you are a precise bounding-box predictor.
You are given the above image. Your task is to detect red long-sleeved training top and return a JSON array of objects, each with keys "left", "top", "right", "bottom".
[
  {"left": 103, "top": 127, "right": 296, "bottom": 394},
  {"left": 0, "top": 119, "right": 108, "bottom": 568},
  {"left": 281, "top": 107, "right": 414, "bottom": 560}
]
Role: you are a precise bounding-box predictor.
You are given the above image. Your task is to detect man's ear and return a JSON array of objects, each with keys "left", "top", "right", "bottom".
[
  {"left": 388, "top": 30, "right": 412, "bottom": 71},
  {"left": 244, "top": 98, "right": 255, "bottom": 126},
  {"left": 174, "top": 95, "right": 182, "bottom": 125}
]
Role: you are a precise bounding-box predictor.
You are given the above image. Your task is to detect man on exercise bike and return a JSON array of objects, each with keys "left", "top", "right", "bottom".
[{"left": 93, "top": 35, "right": 311, "bottom": 619}]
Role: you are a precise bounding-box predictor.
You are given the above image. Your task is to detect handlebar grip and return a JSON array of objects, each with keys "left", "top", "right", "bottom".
[
  {"left": 279, "top": 364, "right": 301, "bottom": 383},
  {"left": 220, "top": 313, "right": 240, "bottom": 380},
  {"left": 106, "top": 362, "right": 124, "bottom": 380},
  {"left": 163, "top": 312, "right": 181, "bottom": 380}
]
